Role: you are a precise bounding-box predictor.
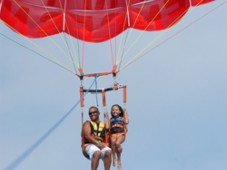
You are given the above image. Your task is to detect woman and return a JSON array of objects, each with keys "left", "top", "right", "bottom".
[{"left": 109, "top": 104, "right": 129, "bottom": 169}]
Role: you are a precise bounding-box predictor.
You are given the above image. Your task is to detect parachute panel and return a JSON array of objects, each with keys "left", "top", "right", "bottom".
[
  {"left": 129, "top": 0, "right": 190, "bottom": 31},
  {"left": 0, "top": 0, "right": 214, "bottom": 42},
  {"left": 0, "top": 0, "right": 63, "bottom": 37}
]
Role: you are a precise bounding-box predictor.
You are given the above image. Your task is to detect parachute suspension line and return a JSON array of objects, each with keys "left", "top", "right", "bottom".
[
  {"left": 9, "top": 0, "right": 78, "bottom": 74},
  {"left": 131, "top": 0, "right": 145, "bottom": 28},
  {"left": 42, "top": 0, "right": 80, "bottom": 74},
  {"left": 117, "top": 29, "right": 130, "bottom": 71},
  {"left": 60, "top": 0, "right": 80, "bottom": 74},
  {"left": 76, "top": 39, "right": 81, "bottom": 71},
  {"left": 104, "top": 0, "right": 116, "bottom": 67},
  {"left": 54, "top": 0, "right": 80, "bottom": 74},
  {"left": 117, "top": 0, "right": 166, "bottom": 71},
  {"left": 11, "top": 0, "right": 73, "bottom": 62},
  {"left": 116, "top": 0, "right": 131, "bottom": 71},
  {"left": 117, "top": 0, "right": 145, "bottom": 69},
  {"left": 137, "top": 0, "right": 227, "bottom": 57},
  {"left": 119, "top": 1, "right": 225, "bottom": 72},
  {"left": 62, "top": 33, "right": 78, "bottom": 74},
  {"left": 120, "top": 0, "right": 187, "bottom": 71},
  {"left": 81, "top": 0, "right": 88, "bottom": 71},
  {"left": 62, "top": 0, "right": 82, "bottom": 74},
  {"left": 119, "top": 0, "right": 171, "bottom": 62},
  {"left": 0, "top": 23, "right": 76, "bottom": 75},
  {"left": 74, "top": 15, "right": 82, "bottom": 75},
  {"left": 121, "top": 0, "right": 146, "bottom": 42},
  {"left": 121, "top": 3, "right": 187, "bottom": 70},
  {"left": 120, "top": 0, "right": 221, "bottom": 71},
  {"left": 0, "top": 32, "right": 75, "bottom": 75},
  {"left": 40, "top": 0, "right": 66, "bottom": 39},
  {"left": 116, "top": 0, "right": 130, "bottom": 57},
  {"left": 81, "top": 42, "right": 85, "bottom": 73}
]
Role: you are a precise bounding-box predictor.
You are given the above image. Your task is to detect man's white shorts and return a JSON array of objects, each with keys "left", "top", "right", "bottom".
[{"left": 85, "top": 144, "right": 111, "bottom": 160}]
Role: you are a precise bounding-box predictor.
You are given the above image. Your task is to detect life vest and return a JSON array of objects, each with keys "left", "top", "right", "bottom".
[
  {"left": 110, "top": 117, "right": 125, "bottom": 134},
  {"left": 83, "top": 121, "right": 105, "bottom": 144}
]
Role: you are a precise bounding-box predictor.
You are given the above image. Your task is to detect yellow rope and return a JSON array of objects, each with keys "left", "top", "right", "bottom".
[
  {"left": 57, "top": 0, "right": 80, "bottom": 72},
  {"left": 12, "top": 0, "right": 79, "bottom": 72},
  {"left": 116, "top": 0, "right": 170, "bottom": 70},
  {"left": 119, "top": 0, "right": 215, "bottom": 72},
  {"left": 2, "top": 19, "right": 76, "bottom": 74}
]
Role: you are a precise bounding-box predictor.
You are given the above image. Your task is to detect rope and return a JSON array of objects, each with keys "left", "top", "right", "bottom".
[
  {"left": 115, "top": 0, "right": 131, "bottom": 69},
  {"left": 118, "top": 0, "right": 170, "bottom": 67},
  {"left": 11, "top": 0, "right": 73, "bottom": 61},
  {"left": 104, "top": 0, "right": 116, "bottom": 67},
  {"left": 0, "top": 31, "right": 76, "bottom": 75},
  {"left": 4, "top": 77, "right": 97, "bottom": 170},
  {"left": 2, "top": 0, "right": 81, "bottom": 75},
  {"left": 119, "top": 1, "right": 226, "bottom": 72}
]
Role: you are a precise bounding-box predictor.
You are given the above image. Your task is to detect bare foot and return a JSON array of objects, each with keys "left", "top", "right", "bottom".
[
  {"left": 117, "top": 160, "right": 121, "bottom": 169},
  {"left": 113, "top": 158, "right": 116, "bottom": 167}
]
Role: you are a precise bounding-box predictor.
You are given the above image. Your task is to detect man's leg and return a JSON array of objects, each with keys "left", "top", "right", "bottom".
[{"left": 92, "top": 151, "right": 101, "bottom": 170}]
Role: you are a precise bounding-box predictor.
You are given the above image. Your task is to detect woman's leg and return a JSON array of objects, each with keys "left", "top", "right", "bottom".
[
  {"left": 110, "top": 136, "right": 117, "bottom": 166},
  {"left": 115, "top": 135, "right": 125, "bottom": 169}
]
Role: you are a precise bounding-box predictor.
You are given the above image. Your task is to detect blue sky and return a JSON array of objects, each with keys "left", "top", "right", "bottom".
[{"left": 1, "top": 1, "right": 227, "bottom": 170}]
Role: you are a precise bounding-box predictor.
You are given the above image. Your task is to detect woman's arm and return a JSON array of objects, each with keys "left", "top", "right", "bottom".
[{"left": 122, "top": 109, "right": 129, "bottom": 124}]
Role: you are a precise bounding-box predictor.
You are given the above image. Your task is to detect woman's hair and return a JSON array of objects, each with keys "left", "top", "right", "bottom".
[{"left": 111, "top": 104, "right": 124, "bottom": 117}]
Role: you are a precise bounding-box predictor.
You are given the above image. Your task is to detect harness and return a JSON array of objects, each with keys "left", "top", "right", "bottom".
[
  {"left": 84, "top": 121, "right": 105, "bottom": 144},
  {"left": 110, "top": 117, "right": 125, "bottom": 134}
]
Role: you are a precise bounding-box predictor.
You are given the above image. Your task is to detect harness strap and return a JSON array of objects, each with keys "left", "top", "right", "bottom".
[
  {"left": 102, "top": 89, "right": 107, "bottom": 107},
  {"left": 123, "top": 85, "right": 127, "bottom": 104},
  {"left": 111, "top": 124, "right": 125, "bottom": 129},
  {"left": 80, "top": 86, "right": 84, "bottom": 107}
]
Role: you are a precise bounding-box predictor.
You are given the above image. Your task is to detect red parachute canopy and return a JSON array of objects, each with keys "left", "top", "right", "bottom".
[{"left": 0, "top": 0, "right": 213, "bottom": 42}]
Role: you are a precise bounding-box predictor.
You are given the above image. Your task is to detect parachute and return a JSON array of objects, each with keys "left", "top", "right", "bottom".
[
  {"left": 0, "top": 0, "right": 213, "bottom": 42},
  {"left": 0, "top": 0, "right": 215, "bottom": 115},
  {"left": 1, "top": 0, "right": 220, "bottom": 169}
]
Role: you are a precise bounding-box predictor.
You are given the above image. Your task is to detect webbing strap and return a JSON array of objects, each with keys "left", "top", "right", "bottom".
[
  {"left": 123, "top": 85, "right": 127, "bottom": 104},
  {"left": 102, "top": 89, "right": 107, "bottom": 107},
  {"left": 80, "top": 86, "right": 84, "bottom": 107}
]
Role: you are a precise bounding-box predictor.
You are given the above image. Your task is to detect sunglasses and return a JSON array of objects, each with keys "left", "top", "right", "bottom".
[{"left": 89, "top": 111, "right": 98, "bottom": 115}]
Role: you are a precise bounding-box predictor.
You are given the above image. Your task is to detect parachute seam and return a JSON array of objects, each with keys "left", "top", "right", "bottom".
[{"left": 0, "top": 0, "right": 3, "bottom": 15}]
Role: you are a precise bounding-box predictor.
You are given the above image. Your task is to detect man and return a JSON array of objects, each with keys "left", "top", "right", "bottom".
[{"left": 81, "top": 106, "right": 111, "bottom": 170}]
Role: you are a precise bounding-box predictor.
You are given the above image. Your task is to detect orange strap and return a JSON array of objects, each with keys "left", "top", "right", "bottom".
[
  {"left": 102, "top": 89, "right": 107, "bottom": 107},
  {"left": 111, "top": 124, "right": 125, "bottom": 129},
  {"left": 80, "top": 86, "right": 84, "bottom": 107},
  {"left": 123, "top": 85, "right": 127, "bottom": 104}
]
